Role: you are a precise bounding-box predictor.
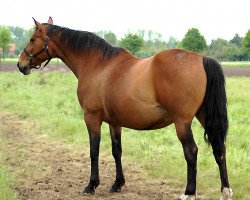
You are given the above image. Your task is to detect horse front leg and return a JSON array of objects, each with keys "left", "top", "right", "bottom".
[
  {"left": 176, "top": 123, "right": 198, "bottom": 200},
  {"left": 83, "top": 113, "right": 102, "bottom": 195},
  {"left": 109, "top": 125, "right": 125, "bottom": 192}
]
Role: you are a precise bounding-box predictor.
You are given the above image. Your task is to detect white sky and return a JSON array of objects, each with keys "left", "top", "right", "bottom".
[{"left": 0, "top": 0, "right": 250, "bottom": 43}]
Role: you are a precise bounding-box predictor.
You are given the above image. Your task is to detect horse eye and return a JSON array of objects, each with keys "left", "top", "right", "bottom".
[{"left": 30, "top": 38, "right": 35, "bottom": 42}]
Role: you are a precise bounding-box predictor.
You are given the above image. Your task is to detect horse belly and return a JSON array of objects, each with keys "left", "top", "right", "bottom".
[
  {"left": 103, "top": 57, "right": 173, "bottom": 129},
  {"left": 104, "top": 102, "right": 172, "bottom": 130}
]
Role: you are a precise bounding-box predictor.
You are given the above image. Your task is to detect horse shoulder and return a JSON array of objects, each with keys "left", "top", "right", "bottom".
[{"left": 77, "top": 72, "right": 105, "bottom": 115}]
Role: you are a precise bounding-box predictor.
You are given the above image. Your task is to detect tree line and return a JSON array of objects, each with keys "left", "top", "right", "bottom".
[
  {"left": 0, "top": 25, "right": 250, "bottom": 61},
  {"left": 97, "top": 28, "right": 250, "bottom": 61}
]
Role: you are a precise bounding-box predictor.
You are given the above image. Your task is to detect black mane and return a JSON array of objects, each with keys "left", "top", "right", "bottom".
[{"left": 47, "top": 25, "right": 124, "bottom": 59}]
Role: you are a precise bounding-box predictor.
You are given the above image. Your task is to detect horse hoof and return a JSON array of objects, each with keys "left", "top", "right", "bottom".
[
  {"left": 82, "top": 187, "right": 95, "bottom": 195},
  {"left": 109, "top": 179, "right": 125, "bottom": 193},
  {"left": 109, "top": 186, "right": 121, "bottom": 193},
  {"left": 178, "top": 193, "right": 196, "bottom": 200},
  {"left": 220, "top": 187, "right": 233, "bottom": 200},
  {"left": 81, "top": 191, "right": 95, "bottom": 196}
]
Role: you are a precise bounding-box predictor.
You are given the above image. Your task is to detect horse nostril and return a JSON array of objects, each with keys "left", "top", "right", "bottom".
[{"left": 17, "top": 62, "right": 20, "bottom": 67}]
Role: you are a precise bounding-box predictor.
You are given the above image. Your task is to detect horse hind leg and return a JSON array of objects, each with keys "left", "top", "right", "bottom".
[
  {"left": 213, "top": 143, "right": 233, "bottom": 200},
  {"left": 202, "top": 57, "right": 232, "bottom": 199},
  {"left": 196, "top": 110, "right": 233, "bottom": 200},
  {"left": 175, "top": 122, "right": 198, "bottom": 200}
]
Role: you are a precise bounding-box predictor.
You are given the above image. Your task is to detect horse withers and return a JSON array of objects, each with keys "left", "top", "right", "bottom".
[{"left": 17, "top": 17, "right": 233, "bottom": 200}]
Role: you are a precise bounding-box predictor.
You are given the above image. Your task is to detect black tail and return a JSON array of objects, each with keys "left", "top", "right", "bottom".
[{"left": 202, "top": 57, "right": 228, "bottom": 152}]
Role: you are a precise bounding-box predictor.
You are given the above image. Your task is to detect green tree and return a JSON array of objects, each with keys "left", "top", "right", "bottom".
[
  {"left": 9, "top": 26, "right": 25, "bottom": 41},
  {"left": 166, "top": 36, "right": 178, "bottom": 49},
  {"left": 207, "top": 38, "right": 228, "bottom": 60},
  {"left": 137, "top": 30, "right": 145, "bottom": 39},
  {"left": 95, "top": 30, "right": 118, "bottom": 46},
  {"left": 225, "top": 43, "right": 240, "bottom": 61},
  {"left": 8, "top": 26, "right": 32, "bottom": 55},
  {"left": 207, "top": 37, "right": 248, "bottom": 61},
  {"left": 118, "top": 33, "right": 144, "bottom": 55},
  {"left": 95, "top": 30, "right": 106, "bottom": 38},
  {"left": 104, "top": 31, "right": 117, "bottom": 46},
  {"left": 181, "top": 28, "right": 207, "bottom": 53},
  {"left": 242, "top": 30, "right": 250, "bottom": 54},
  {"left": 15, "top": 28, "right": 33, "bottom": 55},
  {"left": 141, "top": 30, "right": 162, "bottom": 41},
  {"left": 229, "top": 33, "right": 242, "bottom": 47},
  {"left": 0, "top": 26, "right": 12, "bottom": 60},
  {"left": 135, "top": 30, "right": 167, "bottom": 58},
  {"left": 138, "top": 38, "right": 167, "bottom": 58}
]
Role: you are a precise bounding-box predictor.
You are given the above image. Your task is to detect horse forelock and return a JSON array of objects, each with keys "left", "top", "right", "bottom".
[{"left": 46, "top": 24, "right": 124, "bottom": 59}]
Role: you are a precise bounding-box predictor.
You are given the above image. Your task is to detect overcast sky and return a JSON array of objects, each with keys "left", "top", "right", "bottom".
[{"left": 1, "top": 0, "right": 249, "bottom": 43}]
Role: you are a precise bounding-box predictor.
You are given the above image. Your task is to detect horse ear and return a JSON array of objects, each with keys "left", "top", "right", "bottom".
[
  {"left": 48, "top": 16, "right": 53, "bottom": 25},
  {"left": 32, "top": 17, "right": 42, "bottom": 28}
]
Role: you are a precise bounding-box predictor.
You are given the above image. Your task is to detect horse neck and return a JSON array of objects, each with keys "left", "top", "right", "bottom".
[
  {"left": 49, "top": 35, "right": 137, "bottom": 78},
  {"left": 49, "top": 35, "right": 98, "bottom": 77}
]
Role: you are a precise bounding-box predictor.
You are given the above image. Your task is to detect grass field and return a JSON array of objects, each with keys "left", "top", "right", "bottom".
[
  {"left": 1, "top": 58, "right": 64, "bottom": 65},
  {"left": 0, "top": 72, "right": 249, "bottom": 199},
  {"left": 0, "top": 132, "right": 18, "bottom": 200},
  {"left": 221, "top": 61, "right": 250, "bottom": 67},
  {"left": 0, "top": 156, "right": 17, "bottom": 200}
]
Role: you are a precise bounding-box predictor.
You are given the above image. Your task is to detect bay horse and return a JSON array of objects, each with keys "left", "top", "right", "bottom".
[{"left": 17, "top": 17, "right": 233, "bottom": 200}]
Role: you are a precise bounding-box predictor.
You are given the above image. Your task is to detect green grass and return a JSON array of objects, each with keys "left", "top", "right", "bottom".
[
  {"left": 1, "top": 58, "right": 64, "bottom": 65},
  {"left": 0, "top": 132, "right": 18, "bottom": 200},
  {"left": 221, "top": 61, "right": 250, "bottom": 67},
  {"left": 0, "top": 72, "right": 249, "bottom": 199},
  {"left": 1, "top": 58, "right": 18, "bottom": 64}
]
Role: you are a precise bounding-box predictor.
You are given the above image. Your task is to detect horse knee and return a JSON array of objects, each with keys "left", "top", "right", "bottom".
[
  {"left": 184, "top": 145, "right": 198, "bottom": 163},
  {"left": 112, "top": 148, "right": 120, "bottom": 159}
]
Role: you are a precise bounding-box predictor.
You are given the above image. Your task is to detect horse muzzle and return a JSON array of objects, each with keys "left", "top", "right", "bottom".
[{"left": 17, "top": 62, "right": 31, "bottom": 75}]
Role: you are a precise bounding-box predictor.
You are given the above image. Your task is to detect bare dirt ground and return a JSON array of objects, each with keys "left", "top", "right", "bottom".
[
  {"left": 223, "top": 67, "right": 250, "bottom": 77},
  {"left": 0, "top": 63, "right": 250, "bottom": 77},
  {"left": 0, "top": 113, "right": 212, "bottom": 200}
]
